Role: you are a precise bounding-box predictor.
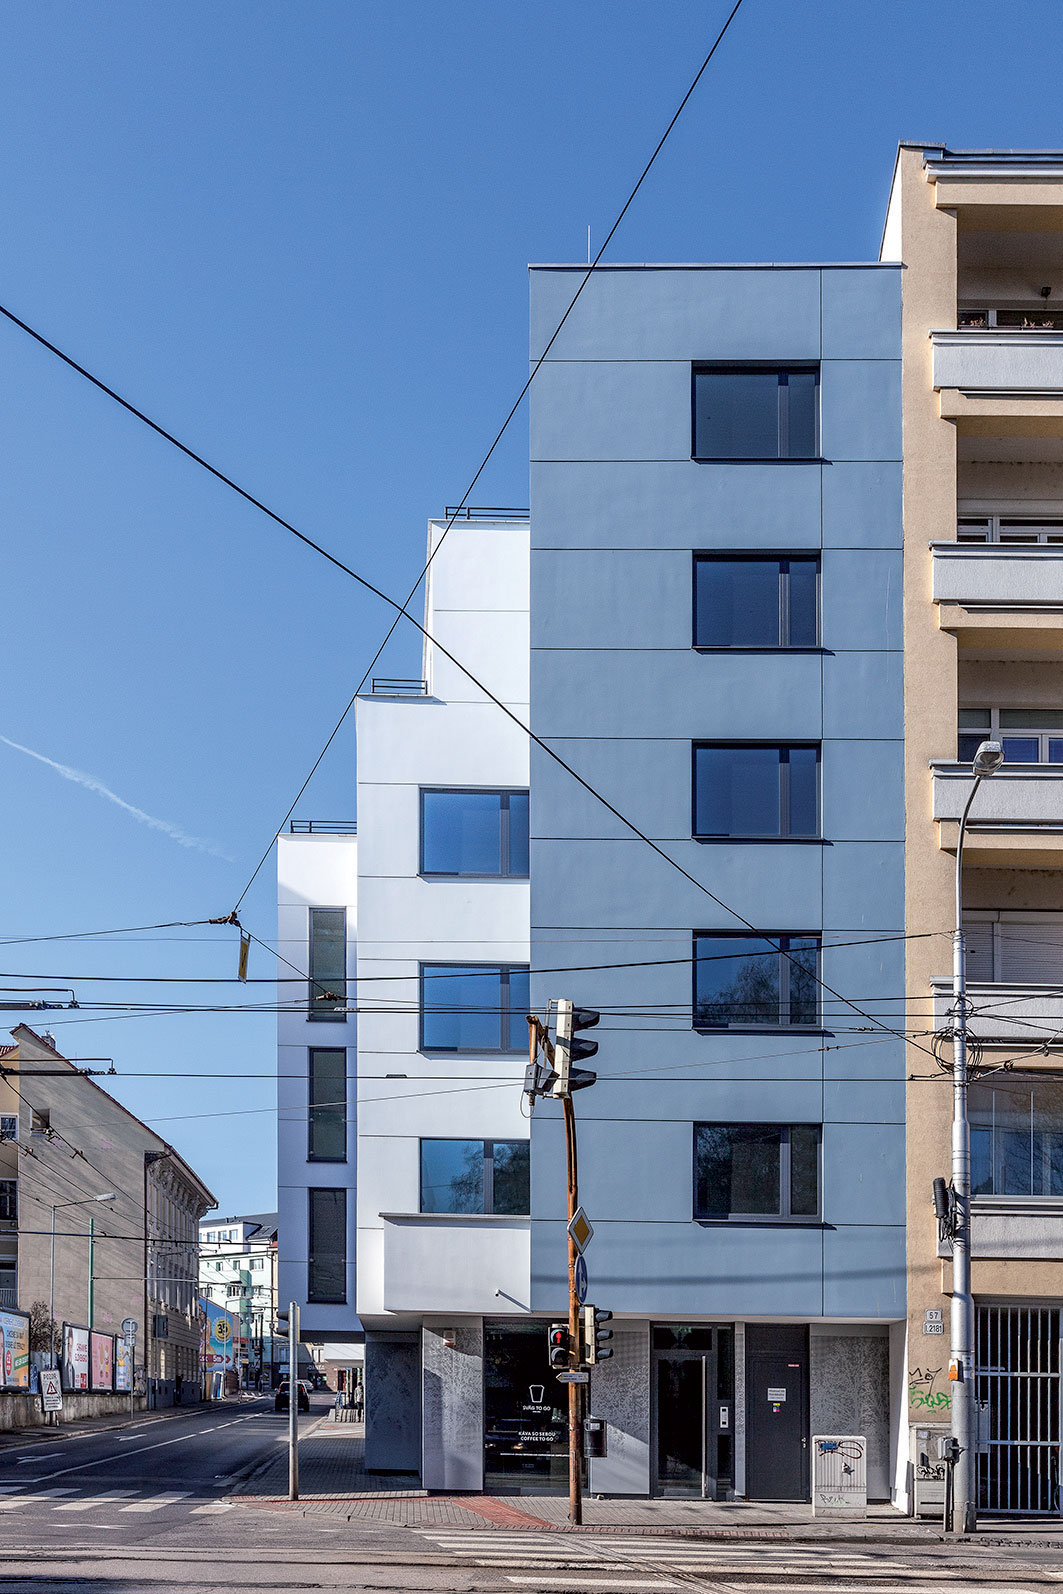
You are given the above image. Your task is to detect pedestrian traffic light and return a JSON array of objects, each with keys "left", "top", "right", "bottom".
[
  {"left": 551, "top": 999, "right": 600, "bottom": 1097},
  {"left": 581, "top": 1306, "right": 613, "bottom": 1365},
  {"left": 548, "top": 1322, "right": 571, "bottom": 1370}
]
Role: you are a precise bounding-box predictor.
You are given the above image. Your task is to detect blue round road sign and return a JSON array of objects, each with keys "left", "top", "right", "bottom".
[{"left": 574, "top": 1254, "right": 588, "bottom": 1305}]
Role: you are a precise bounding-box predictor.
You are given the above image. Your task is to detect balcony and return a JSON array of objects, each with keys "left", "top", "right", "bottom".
[
  {"left": 930, "top": 978, "right": 1063, "bottom": 1045},
  {"left": 931, "top": 329, "right": 1063, "bottom": 433},
  {"left": 932, "top": 761, "right": 1063, "bottom": 865},
  {"left": 932, "top": 541, "right": 1063, "bottom": 651},
  {"left": 381, "top": 1212, "right": 530, "bottom": 1315}
]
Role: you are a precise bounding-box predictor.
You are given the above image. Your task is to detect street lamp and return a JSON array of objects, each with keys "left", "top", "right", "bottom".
[
  {"left": 950, "top": 738, "right": 1003, "bottom": 1534},
  {"left": 49, "top": 1193, "right": 116, "bottom": 1369}
]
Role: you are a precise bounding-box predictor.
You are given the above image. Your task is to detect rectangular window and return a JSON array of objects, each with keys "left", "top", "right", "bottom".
[
  {"left": 307, "top": 1188, "right": 346, "bottom": 1304},
  {"left": 308, "top": 1048, "right": 346, "bottom": 1162},
  {"left": 0, "top": 1180, "right": 16, "bottom": 1221},
  {"left": 959, "top": 707, "right": 1063, "bottom": 765},
  {"left": 308, "top": 907, "right": 346, "bottom": 1021},
  {"left": 694, "top": 1124, "right": 820, "bottom": 1219},
  {"left": 693, "top": 366, "right": 819, "bottom": 460},
  {"left": 0, "top": 1116, "right": 16, "bottom": 1142},
  {"left": 971, "top": 1076, "right": 1063, "bottom": 1198},
  {"left": 421, "top": 789, "right": 530, "bottom": 877},
  {"left": 420, "top": 1139, "right": 531, "bottom": 1215},
  {"left": 694, "top": 933, "right": 820, "bottom": 1029},
  {"left": 420, "top": 964, "right": 530, "bottom": 1052},
  {"left": 693, "top": 744, "right": 819, "bottom": 838},
  {"left": 694, "top": 555, "right": 819, "bottom": 649}
]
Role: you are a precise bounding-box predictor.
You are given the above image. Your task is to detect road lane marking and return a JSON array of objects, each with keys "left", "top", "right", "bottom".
[
  {"left": 504, "top": 1579, "right": 680, "bottom": 1590},
  {"left": 17, "top": 1452, "right": 61, "bottom": 1462},
  {"left": 55, "top": 1490, "right": 140, "bottom": 1511},
  {"left": 190, "top": 1502, "right": 235, "bottom": 1513}
]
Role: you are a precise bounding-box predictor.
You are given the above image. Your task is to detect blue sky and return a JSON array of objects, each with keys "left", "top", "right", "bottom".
[{"left": 2, "top": 0, "right": 1062, "bottom": 1216}]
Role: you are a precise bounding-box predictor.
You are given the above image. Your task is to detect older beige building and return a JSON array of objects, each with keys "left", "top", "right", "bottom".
[
  {"left": 885, "top": 145, "right": 1063, "bottom": 1514},
  {"left": 6, "top": 1025, "right": 215, "bottom": 1402}
]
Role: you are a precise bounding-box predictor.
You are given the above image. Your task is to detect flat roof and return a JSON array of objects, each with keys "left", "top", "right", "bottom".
[{"left": 528, "top": 261, "right": 899, "bottom": 271}]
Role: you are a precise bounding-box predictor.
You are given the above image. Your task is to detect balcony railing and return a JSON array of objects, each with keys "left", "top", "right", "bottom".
[
  {"left": 370, "top": 678, "right": 428, "bottom": 697},
  {"left": 932, "top": 761, "right": 1063, "bottom": 865},
  {"left": 932, "top": 541, "right": 1063, "bottom": 608},
  {"left": 931, "top": 977, "right": 1063, "bottom": 1045},
  {"left": 288, "top": 820, "right": 358, "bottom": 835},
  {"left": 381, "top": 1212, "right": 530, "bottom": 1314},
  {"left": 0, "top": 1288, "right": 16, "bottom": 1310},
  {"left": 932, "top": 328, "right": 1063, "bottom": 394}
]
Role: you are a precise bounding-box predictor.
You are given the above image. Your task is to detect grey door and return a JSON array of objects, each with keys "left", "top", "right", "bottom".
[{"left": 746, "top": 1328, "right": 809, "bottom": 1500}]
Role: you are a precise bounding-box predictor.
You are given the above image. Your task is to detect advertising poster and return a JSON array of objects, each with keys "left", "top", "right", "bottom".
[
  {"left": 61, "top": 1323, "right": 90, "bottom": 1391},
  {"left": 201, "top": 1297, "right": 237, "bottom": 1371},
  {"left": 0, "top": 1308, "right": 30, "bottom": 1390},
  {"left": 90, "top": 1332, "right": 114, "bottom": 1391},
  {"left": 114, "top": 1337, "right": 132, "bottom": 1392}
]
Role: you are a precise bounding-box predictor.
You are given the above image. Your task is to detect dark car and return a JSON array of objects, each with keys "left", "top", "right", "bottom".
[{"left": 274, "top": 1378, "right": 310, "bottom": 1413}]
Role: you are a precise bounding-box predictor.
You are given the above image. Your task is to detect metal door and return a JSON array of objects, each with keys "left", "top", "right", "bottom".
[
  {"left": 746, "top": 1341, "right": 809, "bottom": 1501},
  {"left": 977, "top": 1305, "right": 1061, "bottom": 1514}
]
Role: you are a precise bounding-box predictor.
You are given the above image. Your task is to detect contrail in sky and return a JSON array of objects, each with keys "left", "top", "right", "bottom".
[{"left": 0, "top": 734, "right": 231, "bottom": 860}]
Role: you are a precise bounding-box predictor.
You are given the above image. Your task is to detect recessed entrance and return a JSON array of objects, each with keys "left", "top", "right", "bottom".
[
  {"left": 652, "top": 1324, "right": 734, "bottom": 1498},
  {"left": 483, "top": 1320, "right": 567, "bottom": 1493}
]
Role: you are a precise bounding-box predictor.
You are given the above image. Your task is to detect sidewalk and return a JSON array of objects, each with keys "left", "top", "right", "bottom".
[{"left": 232, "top": 1418, "right": 1063, "bottom": 1544}]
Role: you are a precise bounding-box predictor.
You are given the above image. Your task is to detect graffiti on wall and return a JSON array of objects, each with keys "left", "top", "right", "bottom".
[{"left": 908, "top": 1365, "right": 951, "bottom": 1413}]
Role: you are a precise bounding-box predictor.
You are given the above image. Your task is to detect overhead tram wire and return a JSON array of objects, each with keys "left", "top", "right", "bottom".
[
  {"left": 0, "top": 14, "right": 937, "bottom": 1060},
  {"left": 227, "top": 0, "right": 748, "bottom": 913}
]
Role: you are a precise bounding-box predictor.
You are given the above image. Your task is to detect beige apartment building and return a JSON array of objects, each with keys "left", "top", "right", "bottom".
[
  {"left": 885, "top": 145, "right": 1063, "bottom": 1514},
  {"left": 6, "top": 1025, "right": 215, "bottom": 1402}
]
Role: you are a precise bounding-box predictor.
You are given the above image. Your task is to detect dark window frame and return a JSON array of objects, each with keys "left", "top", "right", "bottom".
[
  {"left": 692, "top": 363, "right": 821, "bottom": 462},
  {"left": 307, "top": 1187, "right": 347, "bottom": 1305},
  {"left": 307, "top": 906, "right": 347, "bottom": 1023},
  {"left": 0, "top": 1179, "right": 15, "bottom": 1222},
  {"left": 307, "top": 1047, "right": 347, "bottom": 1164},
  {"left": 692, "top": 552, "right": 821, "bottom": 651},
  {"left": 692, "top": 742, "right": 821, "bottom": 841},
  {"left": 418, "top": 1137, "right": 531, "bottom": 1215},
  {"left": 693, "top": 1122, "right": 822, "bottom": 1222},
  {"left": 419, "top": 788, "right": 530, "bottom": 879},
  {"left": 419, "top": 963, "right": 530, "bottom": 1054},
  {"left": 693, "top": 931, "right": 822, "bottom": 1032}
]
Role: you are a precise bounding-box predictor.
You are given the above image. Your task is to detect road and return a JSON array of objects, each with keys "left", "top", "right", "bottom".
[{"left": 0, "top": 1396, "right": 1061, "bottom": 1591}]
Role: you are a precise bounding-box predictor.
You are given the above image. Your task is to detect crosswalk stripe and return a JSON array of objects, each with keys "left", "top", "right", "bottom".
[
  {"left": 504, "top": 1579, "right": 680, "bottom": 1590},
  {"left": 119, "top": 1492, "right": 192, "bottom": 1513},
  {"left": 55, "top": 1490, "right": 140, "bottom": 1511},
  {"left": 190, "top": 1502, "right": 235, "bottom": 1514}
]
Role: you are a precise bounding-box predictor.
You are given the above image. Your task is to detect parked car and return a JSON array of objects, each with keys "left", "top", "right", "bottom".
[{"left": 274, "top": 1378, "right": 310, "bottom": 1413}]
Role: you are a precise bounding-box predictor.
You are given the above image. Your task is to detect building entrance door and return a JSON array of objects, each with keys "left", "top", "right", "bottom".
[
  {"left": 745, "top": 1324, "right": 809, "bottom": 1500},
  {"left": 483, "top": 1321, "right": 567, "bottom": 1494},
  {"left": 652, "top": 1325, "right": 734, "bottom": 1498}
]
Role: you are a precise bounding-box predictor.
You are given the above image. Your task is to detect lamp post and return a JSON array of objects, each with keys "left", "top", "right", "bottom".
[
  {"left": 950, "top": 739, "right": 1004, "bottom": 1534},
  {"left": 49, "top": 1193, "right": 116, "bottom": 1368}
]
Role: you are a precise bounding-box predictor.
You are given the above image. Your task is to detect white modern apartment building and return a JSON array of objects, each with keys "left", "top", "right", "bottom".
[
  {"left": 276, "top": 511, "right": 529, "bottom": 1472},
  {"left": 198, "top": 1211, "right": 278, "bottom": 1381}
]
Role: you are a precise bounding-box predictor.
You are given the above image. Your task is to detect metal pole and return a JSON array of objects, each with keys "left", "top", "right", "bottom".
[
  {"left": 48, "top": 1204, "right": 57, "bottom": 1370},
  {"left": 563, "top": 1094, "right": 582, "bottom": 1527},
  {"left": 951, "top": 777, "right": 981, "bottom": 1535},
  {"left": 288, "top": 1300, "right": 299, "bottom": 1501},
  {"left": 87, "top": 1217, "right": 95, "bottom": 1329}
]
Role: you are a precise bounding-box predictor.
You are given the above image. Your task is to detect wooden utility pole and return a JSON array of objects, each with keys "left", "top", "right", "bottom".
[{"left": 563, "top": 1091, "right": 582, "bottom": 1526}]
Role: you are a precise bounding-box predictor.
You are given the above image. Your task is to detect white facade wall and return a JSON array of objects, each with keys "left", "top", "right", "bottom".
[
  {"left": 355, "top": 519, "right": 531, "bottom": 1325},
  {"left": 277, "top": 832, "right": 358, "bottom": 1335}
]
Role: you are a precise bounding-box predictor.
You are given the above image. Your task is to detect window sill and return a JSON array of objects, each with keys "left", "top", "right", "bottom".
[
  {"left": 380, "top": 1211, "right": 530, "bottom": 1224},
  {"left": 419, "top": 872, "right": 529, "bottom": 882},
  {"left": 693, "top": 836, "right": 826, "bottom": 845},
  {"left": 694, "top": 1025, "right": 829, "bottom": 1036},
  {"left": 692, "top": 646, "right": 827, "bottom": 655},
  {"left": 691, "top": 456, "right": 826, "bottom": 465},
  {"left": 694, "top": 1217, "right": 827, "bottom": 1228}
]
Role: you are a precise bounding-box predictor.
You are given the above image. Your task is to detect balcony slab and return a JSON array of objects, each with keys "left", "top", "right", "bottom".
[{"left": 381, "top": 1212, "right": 530, "bottom": 1316}]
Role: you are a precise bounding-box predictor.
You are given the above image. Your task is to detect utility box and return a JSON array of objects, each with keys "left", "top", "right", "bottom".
[
  {"left": 582, "top": 1416, "right": 607, "bottom": 1460},
  {"left": 811, "top": 1435, "right": 867, "bottom": 1516},
  {"left": 911, "top": 1423, "right": 949, "bottom": 1518}
]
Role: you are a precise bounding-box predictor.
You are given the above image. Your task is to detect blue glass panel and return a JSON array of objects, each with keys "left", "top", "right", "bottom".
[
  {"left": 787, "top": 747, "right": 819, "bottom": 836},
  {"left": 507, "top": 793, "right": 530, "bottom": 875},
  {"left": 695, "top": 746, "right": 780, "bottom": 836},
  {"left": 421, "top": 1139, "right": 484, "bottom": 1214},
  {"left": 785, "top": 371, "right": 818, "bottom": 458},
  {"left": 422, "top": 966, "right": 503, "bottom": 1050},
  {"left": 694, "top": 371, "right": 779, "bottom": 458},
  {"left": 507, "top": 968, "right": 531, "bottom": 1051},
  {"left": 957, "top": 735, "right": 985, "bottom": 762},
  {"left": 1002, "top": 737, "right": 1038, "bottom": 763},
  {"left": 695, "top": 1125, "right": 781, "bottom": 1216},
  {"left": 970, "top": 1127, "right": 993, "bottom": 1197},
  {"left": 1048, "top": 740, "right": 1063, "bottom": 763},
  {"left": 695, "top": 936, "right": 781, "bottom": 1027},
  {"left": 491, "top": 1141, "right": 530, "bottom": 1215},
  {"left": 787, "top": 938, "right": 820, "bottom": 1026},
  {"left": 422, "top": 791, "right": 502, "bottom": 874},
  {"left": 695, "top": 559, "right": 780, "bottom": 647},
  {"left": 786, "top": 560, "right": 819, "bottom": 646}
]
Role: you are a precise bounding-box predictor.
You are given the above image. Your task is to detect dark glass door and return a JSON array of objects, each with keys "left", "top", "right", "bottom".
[
  {"left": 652, "top": 1325, "right": 735, "bottom": 1498},
  {"left": 483, "top": 1321, "right": 567, "bottom": 1494}
]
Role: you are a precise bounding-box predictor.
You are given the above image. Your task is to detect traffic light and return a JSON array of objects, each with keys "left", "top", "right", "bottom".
[
  {"left": 581, "top": 1306, "right": 613, "bottom": 1366},
  {"left": 548, "top": 1322, "right": 572, "bottom": 1370},
  {"left": 551, "top": 1000, "right": 600, "bottom": 1097}
]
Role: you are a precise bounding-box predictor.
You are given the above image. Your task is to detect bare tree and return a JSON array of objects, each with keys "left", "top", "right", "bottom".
[{"left": 28, "top": 1300, "right": 59, "bottom": 1360}]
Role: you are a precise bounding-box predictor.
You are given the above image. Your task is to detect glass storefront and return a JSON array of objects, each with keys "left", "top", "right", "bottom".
[
  {"left": 484, "top": 1320, "right": 568, "bottom": 1493},
  {"left": 653, "top": 1324, "right": 735, "bottom": 1498}
]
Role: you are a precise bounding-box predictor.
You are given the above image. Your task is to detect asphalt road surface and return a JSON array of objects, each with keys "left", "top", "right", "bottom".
[{"left": 0, "top": 1397, "right": 1061, "bottom": 1592}]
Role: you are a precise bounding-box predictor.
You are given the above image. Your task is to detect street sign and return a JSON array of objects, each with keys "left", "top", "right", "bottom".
[
  {"left": 574, "top": 1255, "right": 588, "bottom": 1305},
  {"left": 556, "top": 1370, "right": 589, "bottom": 1384},
  {"left": 121, "top": 1318, "right": 138, "bottom": 1340},
  {"left": 41, "top": 1369, "right": 62, "bottom": 1412},
  {"left": 568, "top": 1207, "right": 594, "bottom": 1254}
]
